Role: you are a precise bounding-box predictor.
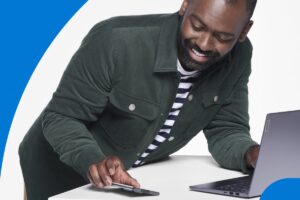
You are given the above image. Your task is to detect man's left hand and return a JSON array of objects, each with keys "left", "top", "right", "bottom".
[{"left": 245, "top": 145, "right": 260, "bottom": 168}]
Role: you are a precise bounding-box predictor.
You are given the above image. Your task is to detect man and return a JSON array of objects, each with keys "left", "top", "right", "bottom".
[{"left": 19, "top": 0, "right": 260, "bottom": 199}]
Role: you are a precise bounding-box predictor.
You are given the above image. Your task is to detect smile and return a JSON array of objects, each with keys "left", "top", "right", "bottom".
[
  {"left": 192, "top": 48, "right": 208, "bottom": 57},
  {"left": 189, "top": 47, "right": 210, "bottom": 63}
]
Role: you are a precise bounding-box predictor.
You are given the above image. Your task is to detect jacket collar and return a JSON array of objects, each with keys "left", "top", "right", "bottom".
[{"left": 153, "top": 12, "right": 180, "bottom": 73}]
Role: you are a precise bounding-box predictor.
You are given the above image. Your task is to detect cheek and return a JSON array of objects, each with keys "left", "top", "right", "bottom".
[
  {"left": 180, "top": 20, "right": 197, "bottom": 41},
  {"left": 215, "top": 42, "right": 236, "bottom": 56}
]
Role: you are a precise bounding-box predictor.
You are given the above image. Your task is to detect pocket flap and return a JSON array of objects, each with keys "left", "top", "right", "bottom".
[{"left": 109, "top": 88, "right": 159, "bottom": 120}]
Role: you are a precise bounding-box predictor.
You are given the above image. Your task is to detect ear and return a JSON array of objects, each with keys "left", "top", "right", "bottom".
[
  {"left": 179, "top": 0, "right": 189, "bottom": 16},
  {"left": 238, "top": 20, "right": 253, "bottom": 42}
]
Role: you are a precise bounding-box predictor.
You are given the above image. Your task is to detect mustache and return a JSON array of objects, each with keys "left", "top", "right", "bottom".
[{"left": 185, "top": 39, "right": 218, "bottom": 57}]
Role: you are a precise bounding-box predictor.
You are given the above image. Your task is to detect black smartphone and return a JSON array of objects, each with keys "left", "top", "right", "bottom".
[{"left": 111, "top": 182, "right": 160, "bottom": 196}]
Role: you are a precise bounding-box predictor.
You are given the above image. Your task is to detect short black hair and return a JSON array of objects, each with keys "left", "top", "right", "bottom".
[
  {"left": 225, "top": 0, "right": 257, "bottom": 18},
  {"left": 246, "top": 0, "right": 257, "bottom": 18}
]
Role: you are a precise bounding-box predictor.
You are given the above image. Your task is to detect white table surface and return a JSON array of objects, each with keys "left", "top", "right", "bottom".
[{"left": 49, "top": 155, "right": 259, "bottom": 200}]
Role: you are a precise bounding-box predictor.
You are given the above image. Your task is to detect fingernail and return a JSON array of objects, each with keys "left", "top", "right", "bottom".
[
  {"left": 109, "top": 168, "right": 114, "bottom": 175},
  {"left": 106, "top": 176, "right": 112, "bottom": 185},
  {"left": 98, "top": 182, "right": 104, "bottom": 188}
]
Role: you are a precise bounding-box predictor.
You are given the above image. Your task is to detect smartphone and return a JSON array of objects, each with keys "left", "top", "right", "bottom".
[{"left": 111, "top": 182, "right": 160, "bottom": 196}]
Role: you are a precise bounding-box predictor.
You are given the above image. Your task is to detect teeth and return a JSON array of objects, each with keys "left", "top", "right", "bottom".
[{"left": 192, "top": 48, "right": 206, "bottom": 57}]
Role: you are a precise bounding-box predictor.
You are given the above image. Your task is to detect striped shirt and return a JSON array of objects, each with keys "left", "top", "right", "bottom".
[{"left": 132, "top": 60, "right": 200, "bottom": 167}]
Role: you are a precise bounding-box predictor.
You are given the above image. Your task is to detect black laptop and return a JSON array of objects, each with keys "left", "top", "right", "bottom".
[{"left": 190, "top": 110, "right": 300, "bottom": 198}]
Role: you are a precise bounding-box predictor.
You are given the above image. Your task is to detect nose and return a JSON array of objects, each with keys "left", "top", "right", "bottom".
[{"left": 196, "top": 32, "right": 214, "bottom": 52}]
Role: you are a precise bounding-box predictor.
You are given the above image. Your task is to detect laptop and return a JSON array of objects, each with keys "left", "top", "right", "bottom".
[{"left": 190, "top": 110, "right": 300, "bottom": 198}]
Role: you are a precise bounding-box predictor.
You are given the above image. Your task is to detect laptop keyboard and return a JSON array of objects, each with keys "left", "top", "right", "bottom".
[
  {"left": 216, "top": 182, "right": 249, "bottom": 193},
  {"left": 214, "top": 176, "right": 251, "bottom": 193},
  {"left": 190, "top": 176, "right": 253, "bottom": 197}
]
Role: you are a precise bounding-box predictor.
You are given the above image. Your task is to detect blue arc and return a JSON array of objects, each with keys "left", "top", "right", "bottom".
[
  {"left": 0, "top": 0, "right": 87, "bottom": 175},
  {"left": 261, "top": 178, "right": 300, "bottom": 200}
]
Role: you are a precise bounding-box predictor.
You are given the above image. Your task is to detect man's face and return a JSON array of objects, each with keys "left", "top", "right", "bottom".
[{"left": 178, "top": 0, "right": 253, "bottom": 71}]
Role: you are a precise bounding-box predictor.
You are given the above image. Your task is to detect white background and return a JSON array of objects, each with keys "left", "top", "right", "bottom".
[{"left": 1, "top": 0, "right": 300, "bottom": 199}]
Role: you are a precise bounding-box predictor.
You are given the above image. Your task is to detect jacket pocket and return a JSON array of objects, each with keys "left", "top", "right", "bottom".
[{"left": 99, "top": 88, "right": 159, "bottom": 149}]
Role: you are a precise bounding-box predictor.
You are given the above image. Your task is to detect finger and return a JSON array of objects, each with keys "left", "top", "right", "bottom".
[
  {"left": 97, "top": 163, "right": 112, "bottom": 186},
  {"left": 89, "top": 164, "right": 103, "bottom": 188},
  {"left": 106, "top": 157, "right": 120, "bottom": 176},
  {"left": 87, "top": 172, "right": 97, "bottom": 187},
  {"left": 250, "top": 158, "right": 258, "bottom": 168}
]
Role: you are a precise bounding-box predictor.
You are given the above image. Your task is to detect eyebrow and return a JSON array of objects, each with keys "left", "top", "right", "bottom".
[{"left": 190, "top": 14, "right": 236, "bottom": 38}]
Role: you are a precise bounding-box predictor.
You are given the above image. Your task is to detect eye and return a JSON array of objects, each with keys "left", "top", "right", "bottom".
[
  {"left": 190, "top": 19, "right": 205, "bottom": 32},
  {"left": 214, "top": 34, "right": 234, "bottom": 43}
]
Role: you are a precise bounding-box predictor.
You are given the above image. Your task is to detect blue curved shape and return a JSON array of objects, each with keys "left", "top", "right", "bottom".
[
  {"left": 0, "top": 0, "right": 87, "bottom": 175},
  {"left": 261, "top": 178, "right": 300, "bottom": 200}
]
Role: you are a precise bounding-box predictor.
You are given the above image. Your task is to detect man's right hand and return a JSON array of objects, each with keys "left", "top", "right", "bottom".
[{"left": 87, "top": 155, "right": 140, "bottom": 188}]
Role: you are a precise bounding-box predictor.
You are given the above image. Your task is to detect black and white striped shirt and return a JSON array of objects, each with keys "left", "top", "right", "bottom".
[{"left": 132, "top": 60, "right": 199, "bottom": 167}]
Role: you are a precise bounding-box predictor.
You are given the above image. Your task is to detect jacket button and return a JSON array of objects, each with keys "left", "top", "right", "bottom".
[
  {"left": 188, "top": 94, "right": 194, "bottom": 101},
  {"left": 168, "top": 136, "right": 175, "bottom": 141},
  {"left": 129, "top": 104, "right": 136, "bottom": 111},
  {"left": 214, "top": 96, "right": 218, "bottom": 103}
]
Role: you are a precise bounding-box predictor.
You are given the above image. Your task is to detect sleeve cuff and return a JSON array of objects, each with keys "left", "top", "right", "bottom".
[{"left": 72, "top": 146, "right": 106, "bottom": 181}]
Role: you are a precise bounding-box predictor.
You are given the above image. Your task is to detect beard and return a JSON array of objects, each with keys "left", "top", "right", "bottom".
[{"left": 177, "top": 37, "right": 221, "bottom": 71}]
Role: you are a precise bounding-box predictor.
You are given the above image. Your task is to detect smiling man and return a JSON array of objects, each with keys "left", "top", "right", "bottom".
[
  {"left": 19, "top": 0, "right": 259, "bottom": 199},
  {"left": 178, "top": 0, "right": 254, "bottom": 71}
]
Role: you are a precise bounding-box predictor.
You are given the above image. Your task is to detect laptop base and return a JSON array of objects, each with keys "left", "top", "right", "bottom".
[{"left": 190, "top": 176, "right": 259, "bottom": 198}]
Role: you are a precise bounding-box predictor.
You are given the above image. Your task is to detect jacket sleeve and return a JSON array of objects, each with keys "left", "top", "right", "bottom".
[
  {"left": 203, "top": 57, "right": 258, "bottom": 174},
  {"left": 42, "top": 22, "right": 115, "bottom": 179}
]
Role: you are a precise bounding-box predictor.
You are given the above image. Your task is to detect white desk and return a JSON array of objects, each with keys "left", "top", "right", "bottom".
[{"left": 49, "top": 155, "right": 259, "bottom": 200}]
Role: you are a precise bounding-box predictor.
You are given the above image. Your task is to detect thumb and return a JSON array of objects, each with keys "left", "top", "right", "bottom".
[{"left": 128, "top": 178, "right": 141, "bottom": 188}]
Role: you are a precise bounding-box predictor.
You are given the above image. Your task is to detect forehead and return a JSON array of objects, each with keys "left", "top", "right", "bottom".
[{"left": 187, "top": 0, "right": 249, "bottom": 33}]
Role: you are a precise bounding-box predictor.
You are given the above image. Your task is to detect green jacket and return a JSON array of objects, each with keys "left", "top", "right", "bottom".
[{"left": 19, "top": 12, "right": 257, "bottom": 200}]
